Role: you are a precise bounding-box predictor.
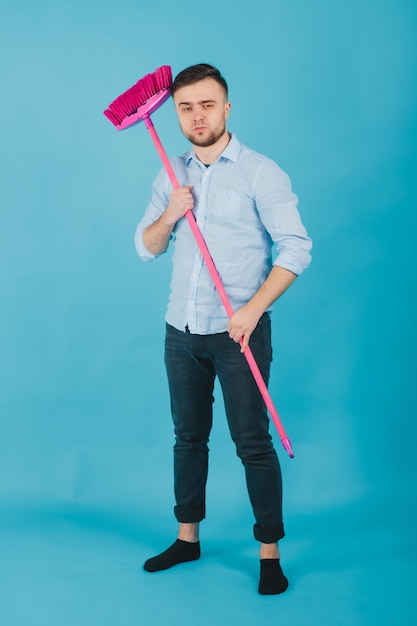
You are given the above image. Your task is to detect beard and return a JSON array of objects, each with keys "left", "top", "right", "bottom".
[{"left": 185, "top": 123, "right": 227, "bottom": 148}]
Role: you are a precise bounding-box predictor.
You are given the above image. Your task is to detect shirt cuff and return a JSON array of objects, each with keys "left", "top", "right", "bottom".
[
  {"left": 273, "top": 250, "right": 312, "bottom": 276},
  {"left": 134, "top": 226, "right": 157, "bottom": 262}
]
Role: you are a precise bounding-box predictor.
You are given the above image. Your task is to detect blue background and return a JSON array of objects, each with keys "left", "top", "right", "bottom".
[{"left": 1, "top": 1, "right": 416, "bottom": 624}]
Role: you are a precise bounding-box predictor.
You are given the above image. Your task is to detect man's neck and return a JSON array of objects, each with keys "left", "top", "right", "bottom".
[{"left": 193, "top": 131, "right": 231, "bottom": 166}]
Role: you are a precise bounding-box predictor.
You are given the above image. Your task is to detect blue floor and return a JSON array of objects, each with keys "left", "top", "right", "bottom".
[{"left": 1, "top": 501, "right": 415, "bottom": 626}]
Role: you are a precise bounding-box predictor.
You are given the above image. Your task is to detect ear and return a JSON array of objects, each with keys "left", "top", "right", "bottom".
[{"left": 225, "top": 101, "right": 231, "bottom": 119}]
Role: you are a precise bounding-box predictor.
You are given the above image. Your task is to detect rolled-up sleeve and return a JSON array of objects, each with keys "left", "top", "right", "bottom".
[
  {"left": 254, "top": 160, "right": 312, "bottom": 276},
  {"left": 134, "top": 168, "right": 172, "bottom": 262}
]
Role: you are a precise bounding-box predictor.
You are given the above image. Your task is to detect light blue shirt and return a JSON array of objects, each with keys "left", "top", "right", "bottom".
[{"left": 135, "top": 134, "right": 312, "bottom": 334}]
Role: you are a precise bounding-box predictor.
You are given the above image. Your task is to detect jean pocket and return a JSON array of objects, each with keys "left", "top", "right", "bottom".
[{"left": 256, "top": 313, "right": 272, "bottom": 363}]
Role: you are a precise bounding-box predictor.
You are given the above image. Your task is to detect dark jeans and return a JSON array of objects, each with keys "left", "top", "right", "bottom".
[{"left": 164, "top": 313, "right": 284, "bottom": 544}]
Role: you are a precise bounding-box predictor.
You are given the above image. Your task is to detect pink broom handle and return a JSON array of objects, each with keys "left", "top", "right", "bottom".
[{"left": 143, "top": 116, "right": 294, "bottom": 458}]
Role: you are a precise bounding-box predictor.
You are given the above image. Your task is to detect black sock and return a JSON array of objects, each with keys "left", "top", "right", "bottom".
[
  {"left": 258, "top": 558, "right": 289, "bottom": 595},
  {"left": 143, "top": 539, "right": 201, "bottom": 572}
]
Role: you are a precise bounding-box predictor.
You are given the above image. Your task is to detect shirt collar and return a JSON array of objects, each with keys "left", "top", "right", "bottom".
[{"left": 185, "top": 133, "right": 240, "bottom": 166}]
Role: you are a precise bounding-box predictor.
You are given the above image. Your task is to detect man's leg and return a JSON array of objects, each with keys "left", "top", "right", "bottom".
[
  {"left": 178, "top": 522, "right": 200, "bottom": 542},
  {"left": 144, "top": 324, "right": 215, "bottom": 572},
  {"left": 212, "top": 314, "right": 288, "bottom": 594}
]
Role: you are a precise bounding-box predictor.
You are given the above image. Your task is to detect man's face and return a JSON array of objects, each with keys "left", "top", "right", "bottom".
[{"left": 173, "top": 78, "right": 231, "bottom": 148}]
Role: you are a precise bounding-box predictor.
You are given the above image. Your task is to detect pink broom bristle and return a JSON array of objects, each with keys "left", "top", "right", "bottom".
[{"left": 104, "top": 65, "right": 172, "bottom": 127}]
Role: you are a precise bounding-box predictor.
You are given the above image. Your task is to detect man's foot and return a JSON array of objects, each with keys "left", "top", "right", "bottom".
[
  {"left": 143, "top": 539, "right": 201, "bottom": 572},
  {"left": 258, "top": 559, "right": 289, "bottom": 595}
]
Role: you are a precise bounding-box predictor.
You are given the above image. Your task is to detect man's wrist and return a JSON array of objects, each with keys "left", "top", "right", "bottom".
[
  {"left": 245, "top": 298, "right": 267, "bottom": 321},
  {"left": 159, "top": 211, "right": 177, "bottom": 231}
]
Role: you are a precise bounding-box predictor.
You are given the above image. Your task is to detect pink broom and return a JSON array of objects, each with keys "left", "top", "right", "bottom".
[{"left": 103, "top": 66, "right": 294, "bottom": 458}]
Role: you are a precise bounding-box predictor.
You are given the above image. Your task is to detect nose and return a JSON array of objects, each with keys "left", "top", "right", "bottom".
[{"left": 193, "top": 106, "right": 204, "bottom": 122}]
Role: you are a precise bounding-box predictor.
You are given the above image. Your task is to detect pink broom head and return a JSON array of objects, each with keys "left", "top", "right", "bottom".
[{"left": 103, "top": 65, "right": 172, "bottom": 130}]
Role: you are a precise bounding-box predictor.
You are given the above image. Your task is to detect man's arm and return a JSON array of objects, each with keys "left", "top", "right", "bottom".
[
  {"left": 227, "top": 266, "right": 297, "bottom": 353},
  {"left": 142, "top": 186, "right": 194, "bottom": 255}
]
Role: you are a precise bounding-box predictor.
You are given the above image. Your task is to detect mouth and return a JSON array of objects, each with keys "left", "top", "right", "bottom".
[{"left": 193, "top": 126, "right": 208, "bottom": 132}]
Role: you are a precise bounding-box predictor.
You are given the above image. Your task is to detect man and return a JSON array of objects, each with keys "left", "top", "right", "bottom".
[{"left": 135, "top": 64, "right": 312, "bottom": 595}]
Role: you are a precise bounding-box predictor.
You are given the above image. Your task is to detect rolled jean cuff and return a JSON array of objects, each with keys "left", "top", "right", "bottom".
[
  {"left": 174, "top": 504, "right": 206, "bottom": 524},
  {"left": 253, "top": 523, "right": 285, "bottom": 544}
]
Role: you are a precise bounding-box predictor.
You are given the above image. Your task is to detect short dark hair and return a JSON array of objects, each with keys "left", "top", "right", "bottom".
[{"left": 171, "top": 64, "right": 228, "bottom": 98}]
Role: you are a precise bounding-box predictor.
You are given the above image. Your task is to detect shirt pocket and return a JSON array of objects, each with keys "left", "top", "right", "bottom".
[{"left": 212, "top": 190, "right": 241, "bottom": 221}]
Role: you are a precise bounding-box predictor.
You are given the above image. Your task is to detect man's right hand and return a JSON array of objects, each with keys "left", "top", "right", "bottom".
[
  {"left": 165, "top": 186, "right": 194, "bottom": 225},
  {"left": 142, "top": 186, "right": 194, "bottom": 256}
]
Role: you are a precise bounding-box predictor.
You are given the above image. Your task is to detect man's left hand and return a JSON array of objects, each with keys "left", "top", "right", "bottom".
[{"left": 227, "top": 305, "right": 262, "bottom": 353}]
